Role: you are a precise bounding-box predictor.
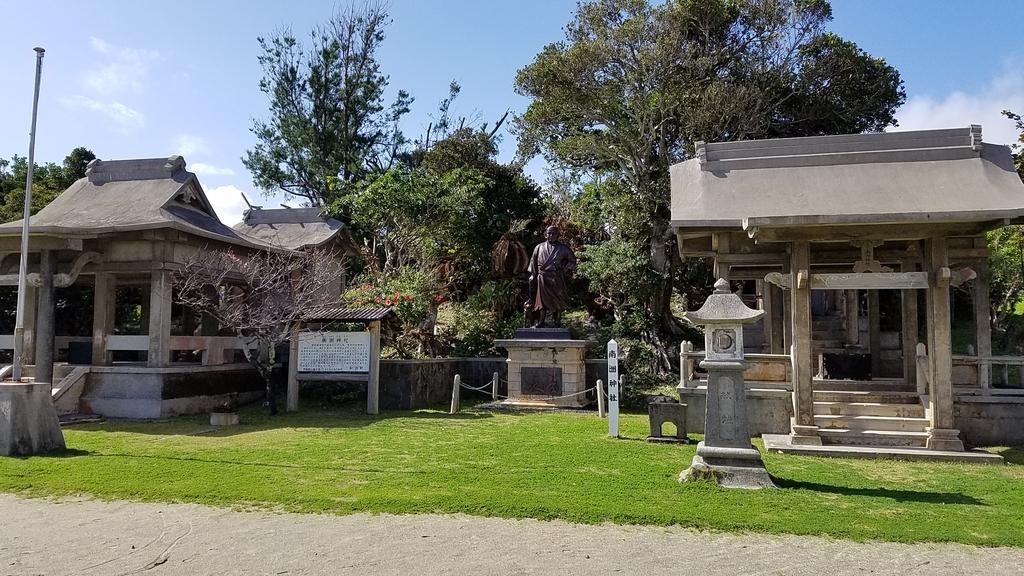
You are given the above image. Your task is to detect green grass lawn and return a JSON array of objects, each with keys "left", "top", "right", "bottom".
[{"left": 2, "top": 403, "right": 1023, "bottom": 547}]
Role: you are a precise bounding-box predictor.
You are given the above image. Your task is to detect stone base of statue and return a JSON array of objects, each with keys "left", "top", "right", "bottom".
[
  {"left": 495, "top": 337, "right": 588, "bottom": 408},
  {"left": 680, "top": 441, "right": 776, "bottom": 489},
  {"left": 1, "top": 382, "right": 66, "bottom": 456}
]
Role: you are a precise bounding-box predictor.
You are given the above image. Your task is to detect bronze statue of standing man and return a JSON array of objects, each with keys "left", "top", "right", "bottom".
[{"left": 527, "top": 226, "right": 576, "bottom": 328}]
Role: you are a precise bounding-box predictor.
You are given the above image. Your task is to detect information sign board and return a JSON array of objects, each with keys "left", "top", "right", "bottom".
[{"left": 297, "top": 331, "right": 371, "bottom": 373}]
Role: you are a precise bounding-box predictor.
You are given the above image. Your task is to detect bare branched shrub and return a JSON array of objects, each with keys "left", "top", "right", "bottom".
[{"left": 173, "top": 247, "right": 343, "bottom": 414}]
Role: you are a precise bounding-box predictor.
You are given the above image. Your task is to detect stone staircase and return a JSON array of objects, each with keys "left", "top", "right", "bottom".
[{"left": 812, "top": 378, "right": 929, "bottom": 447}]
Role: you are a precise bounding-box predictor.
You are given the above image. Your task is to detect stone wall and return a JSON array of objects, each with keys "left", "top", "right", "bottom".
[
  {"left": 678, "top": 387, "right": 793, "bottom": 436},
  {"left": 379, "top": 358, "right": 507, "bottom": 410},
  {"left": 954, "top": 396, "right": 1024, "bottom": 446}
]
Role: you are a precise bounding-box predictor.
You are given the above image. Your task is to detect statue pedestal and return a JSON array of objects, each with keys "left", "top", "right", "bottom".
[
  {"left": 1, "top": 382, "right": 66, "bottom": 456},
  {"left": 495, "top": 339, "right": 589, "bottom": 408}
]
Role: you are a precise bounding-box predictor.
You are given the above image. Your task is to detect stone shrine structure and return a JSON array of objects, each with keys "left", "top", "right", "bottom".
[
  {"left": 496, "top": 335, "right": 588, "bottom": 408},
  {"left": 680, "top": 279, "right": 775, "bottom": 488},
  {"left": 671, "top": 126, "right": 1024, "bottom": 455},
  {"left": 0, "top": 156, "right": 350, "bottom": 419}
]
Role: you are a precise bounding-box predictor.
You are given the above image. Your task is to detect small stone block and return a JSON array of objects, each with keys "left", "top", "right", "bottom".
[
  {"left": 210, "top": 412, "right": 240, "bottom": 426},
  {"left": 648, "top": 401, "right": 687, "bottom": 441}
]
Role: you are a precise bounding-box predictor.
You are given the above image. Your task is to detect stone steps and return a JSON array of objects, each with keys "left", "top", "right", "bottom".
[
  {"left": 814, "top": 401, "right": 925, "bottom": 418},
  {"left": 814, "top": 414, "right": 930, "bottom": 432},
  {"left": 814, "top": 390, "right": 920, "bottom": 404},
  {"left": 818, "top": 428, "right": 929, "bottom": 448},
  {"left": 813, "top": 379, "right": 915, "bottom": 392}
]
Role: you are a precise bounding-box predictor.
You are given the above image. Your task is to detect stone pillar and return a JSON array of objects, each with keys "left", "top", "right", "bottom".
[
  {"left": 974, "top": 260, "right": 992, "bottom": 389},
  {"left": 91, "top": 273, "right": 115, "bottom": 366},
  {"left": 782, "top": 259, "right": 793, "bottom": 353},
  {"left": 844, "top": 290, "right": 859, "bottom": 346},
  {"left": 33, "top": 250, "right": 56, "bottom": 386},
  {"left": 789, "top": 241, "right": 819, "bottom": 445},
  {"left": 901, "top": 288, "right": 918, "bottom": 387},
  {"left": 758, "top": 280, "right": 773, "bottom": 353},
  {"left": 367, "top": 320, "right": 381, "bottom": 415},
  {"left": 923, "top": 237, "right": 963, "bottom": 451},
  {"left": 868, "top": 290, "right": 882, "bottom": 378},
  {"left": 147, "top": 271, "right": 172, "bottom": 367},
  {"left": 22, "top": 285, "right": 36, "bottom": 365}
]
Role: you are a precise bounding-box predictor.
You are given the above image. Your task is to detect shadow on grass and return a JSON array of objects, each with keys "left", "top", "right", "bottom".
[
  {"left": 7, "top": 447, "right": 92, "bottom": 459},
  {"left": 66, "top": 402, "right": 497, "bottom": 437},
  {"left": 989, "top": 446, "right": 1024, "bottom": 465},
  {"left": 775, "top": 477, "right": 985, "bottom": 506}
]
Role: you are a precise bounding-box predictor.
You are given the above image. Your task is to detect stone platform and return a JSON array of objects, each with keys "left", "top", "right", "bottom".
[
  {"left": 1, "top": 382, "right": 66, "bottom": 456},
  {"left": 494, "top": 338, "right": 589, "bottom": 408},
  {"left": 762, "top": 434, "right": 1004, "bottom": 464}
]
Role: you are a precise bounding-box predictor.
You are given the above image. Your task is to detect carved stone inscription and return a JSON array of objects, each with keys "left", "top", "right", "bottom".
[
  {"left": 521, "top": 367, "right": 562, "bottom": 397},
  {"left": 718, "top": 376, "right": 736, "bottom": 441}
]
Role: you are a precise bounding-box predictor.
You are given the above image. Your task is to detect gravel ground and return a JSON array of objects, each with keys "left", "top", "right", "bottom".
[{"left": 2, "top": 494, "right": 1023, "bottom": 576}]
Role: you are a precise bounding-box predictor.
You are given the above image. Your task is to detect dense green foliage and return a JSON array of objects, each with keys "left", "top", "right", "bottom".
[
  {"left": 515, "top": 0, "right": 905, "bottom": 370},
  {"left": 0, "top": 146, "right": 95, "bottom": 223},
  {"left": 2, "top": 406, "right": 1022, "bottom": 546},
  {"left": 244, "top": 4, "right": 412, "bottom": 206},
  {"left": 986, "top": 111, "right": 1024, "bottom": 350}
]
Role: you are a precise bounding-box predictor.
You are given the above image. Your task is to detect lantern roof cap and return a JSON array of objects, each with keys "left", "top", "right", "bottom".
[{"left": 684, "top": 278, "right": 765, "bottom": 325}]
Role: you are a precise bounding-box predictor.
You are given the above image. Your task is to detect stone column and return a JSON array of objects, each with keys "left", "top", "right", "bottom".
[
  {"left": 901, "top": 289, "right": 918, "bottom": 386},
  {"left": 286, "top": 324, "right": 300, "bottom": 413},
  {"left": 758, "top": 280, "right": 773, "bottom": 353},
  {"left": 868, "top": 290, "right": 882, "bottom": 378},
  {"left": 91, "top": 273, "right": 115, "bottom": 366},
  {"left": 789, "top": 241, "right": 819, "bottom": 445},
  {"left": 147, "top": 270, "right": 173, "bottom": 367},
  {"left": 974, "top": 260, "right": 992, "bottom": 389},
  {"left": 33, "top": 250, "right": 56, "bottom": 385},
  {"left": 367, "top": 320, "right": 381, "bottom": 415},
  {"left": 844, "top": 290, "right": 859, "bottom": 346},
  {"left": 923, "top": 237, "right": 963, "bottom": 451},
  {"left": 22, "top": 284, "right": 37, "bottom": 365}
]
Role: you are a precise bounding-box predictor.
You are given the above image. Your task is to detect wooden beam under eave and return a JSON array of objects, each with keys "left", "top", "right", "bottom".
[
  {"left": 0, "top": 236, "right": 83, "bottom": 252},
  {"left": 749, "top": 221, "right": 1002, "bottom": 243}
]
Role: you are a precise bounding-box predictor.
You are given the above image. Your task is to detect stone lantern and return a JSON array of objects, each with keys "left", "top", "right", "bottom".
[{"left": 679, "top": 278, "right": 775, "bottom": 489}]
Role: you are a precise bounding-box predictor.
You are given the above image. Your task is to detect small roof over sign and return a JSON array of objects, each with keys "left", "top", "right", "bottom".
[{"left": 302, "top": 306, "right": 393, "bottom": 322}]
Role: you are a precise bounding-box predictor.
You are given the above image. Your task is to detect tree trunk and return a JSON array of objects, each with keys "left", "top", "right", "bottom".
[{"left": 648, "top": 217, "right": 684, "bottom": 372}]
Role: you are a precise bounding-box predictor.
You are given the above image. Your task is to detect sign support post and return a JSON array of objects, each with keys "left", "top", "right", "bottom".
[{"left": 607, "top": 339, "right": 620, "bottom": 437}]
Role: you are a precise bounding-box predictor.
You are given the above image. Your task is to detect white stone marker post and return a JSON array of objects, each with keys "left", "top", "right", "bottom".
[
  {"left": 607, "top": 340, "right": 620, "bottom": 437},
  {"left": 679, "top": 279, "right": 775, "bottom": 489}
]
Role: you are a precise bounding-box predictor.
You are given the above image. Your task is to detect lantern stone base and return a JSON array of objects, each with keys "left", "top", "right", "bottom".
[
  {"left": 495, "top": 339, "right": 589, "bottom": 408},
  {"left": 1, "top": 382, "right": 66, "bottom": 456},
  {"left": 679, "top": 441, "right": 776, "bottom": 489}
]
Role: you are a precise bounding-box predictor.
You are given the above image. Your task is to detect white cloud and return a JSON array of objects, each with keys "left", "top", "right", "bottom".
[
  {"left": 190, "top": 163, "right": 235, "bottom": 176},
  {"left": 59, "top": 95, "right": 144, "bottom": 131},
  {"left": 85, "top": 36, "right": 160, "bottom": 95},
  {"left": 172, "top": 134, "right": 209, "bottom": 157},
  {"left": 892, "top": 67, "right": 1024, "bottom": 147},
  {"left": 205, "top": 184, "right": 250, "bottom": 226}
]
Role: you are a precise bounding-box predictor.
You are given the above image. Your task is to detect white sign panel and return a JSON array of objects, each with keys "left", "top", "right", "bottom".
[
  {"left": 298, "top": 331, "right": 371, "bottom": 373},
  {"left": 607, "top": 339, "right": 620, "bottom": 438}
]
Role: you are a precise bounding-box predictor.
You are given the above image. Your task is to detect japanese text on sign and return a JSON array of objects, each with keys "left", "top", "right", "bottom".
[{"left": 298, "top": 331, "right": 371, "bottom": 373}]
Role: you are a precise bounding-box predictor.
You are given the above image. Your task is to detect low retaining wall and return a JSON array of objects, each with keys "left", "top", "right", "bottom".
[
  {"left": 678, "top": 386, "right": 793, "bottom": 435},
  {"left": 81, "top": 364, "right": 263, "bottom": 419},
  {"left": 954, "top": 396, "right": 1024, "bottom": 446},
  {"left": 380, "top": 358, "right": 507, "bottom": 410}
]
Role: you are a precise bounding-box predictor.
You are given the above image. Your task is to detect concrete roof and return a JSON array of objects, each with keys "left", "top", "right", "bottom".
[
  {"left": 0, "top": 156, "right": 267, "bottom": 248},
  {"left": 233, "top": 207, "right": 344, "bottom": 251},
  {"left": 670, "top": 126, "right": 1024, "bottom": 231}
]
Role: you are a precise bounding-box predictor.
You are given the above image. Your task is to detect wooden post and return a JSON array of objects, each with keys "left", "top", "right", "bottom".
[
  {"left": 915, "top": 342, "right": 929, "bottom": 397},
  {"left": 596, "top": 379, "right": 606, "bottom": 418},
  {"left": 607, "top": 340, "right": 620, "bottom": 437},
  {"left": 789, "top": 241, "right": 819, "bottom": 444},
  {"left": 450, "top": 374, "right": 461, "bottom": 414},
  {"left": 974, "top": 260, "right": 992, "bottom": 391},
  {"left": 286, "top": 324, "right": 300, "bottom": 412},
  {"left": 845, "top": 290, "right": 859, "bottom": 346},
  {"left": 367, "top": 320, "right": 381, "bottom": 415},
  {"left": 868, "top": 289, "right": 882, "bottom": 378},
  {"left": 147, "top": 270, "right": 172, "bottom": 367},
  {"left": 22, "top": 284, "right": 36, "bottom": 365},
  {"left": 923, "top": 237, "right": 963, "bottom": 451},
  {"left": 91, "top": 273, "right": 115, "bottom": 366}
]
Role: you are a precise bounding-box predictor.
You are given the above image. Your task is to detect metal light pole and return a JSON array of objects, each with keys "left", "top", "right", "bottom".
[{"left": 12, "top": 47, "right": 45, "bottom": 381}]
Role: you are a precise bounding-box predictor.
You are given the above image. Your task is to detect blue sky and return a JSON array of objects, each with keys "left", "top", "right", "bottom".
[{"left": 0, "top": 0, "right": 1021, "bottom": 226}]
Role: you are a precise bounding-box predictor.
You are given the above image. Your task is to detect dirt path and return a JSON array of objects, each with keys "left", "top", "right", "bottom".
[{"left": 1, "top": 493, "right": 1022, "bottom": 575}]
